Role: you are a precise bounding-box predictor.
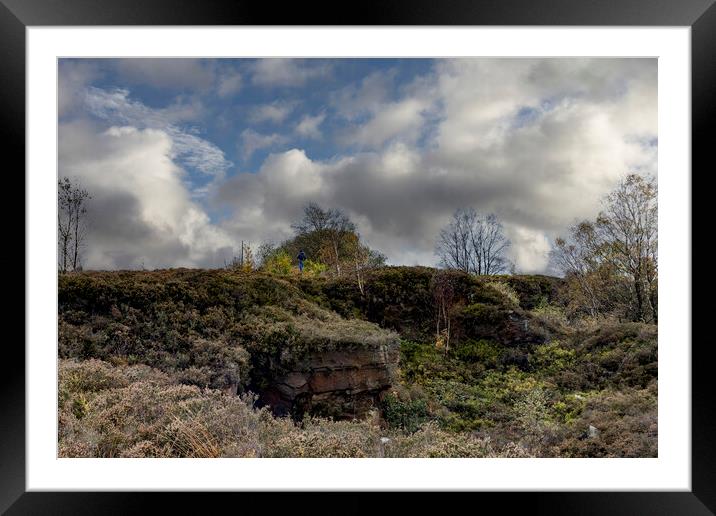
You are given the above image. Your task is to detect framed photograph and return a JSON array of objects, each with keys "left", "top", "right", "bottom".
[{"left": 6, "top": 0, "right": 713, "bottom": 513}]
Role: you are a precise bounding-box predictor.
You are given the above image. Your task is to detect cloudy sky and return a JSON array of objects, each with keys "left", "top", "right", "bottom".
[{"left": 58, "top": 58, "right": 657, "bottom": 273}]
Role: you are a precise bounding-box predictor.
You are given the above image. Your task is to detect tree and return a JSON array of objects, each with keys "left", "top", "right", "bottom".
[
  {"left": 472, "top": 213, "right": 511, "bottom": 275},
  {"left": 435, "top": 208, "right": 511, "bottom": 275},
  {"left": 552, "top": 222, "right": 616, "bottom": 318},
  {"left": 343, "top": 232, "right": 387, "bottom": 296},
  {"left": 596, "top": 174, "right": 658, "bottom": 322},
  {"left": 430, "top": 270, "right": 459, "bottom": 355},
  {"left": 551, "top": 174, "right": 657, "bottom": 323},
  {"left": 435, "top": 208, "right": 473, "bottom": 273},
  {"left": 276, "top": 202, "right": 387, "bottom": 286},
  {"left": 290, "top": 202, "right": 357, "bottom": 276},
  {"left": 256, "top": 241, "right": 278, "bottom": 268},
  {"left": 58, "top": 177, "right": 91, "bottom": 273},
  {"left": 226, "top": 241, "right": 255, "bottom": 272}
]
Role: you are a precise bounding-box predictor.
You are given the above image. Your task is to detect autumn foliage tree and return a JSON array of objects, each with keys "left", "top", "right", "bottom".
[
  {"left": 264, "top": 202, "right": 386, "bottom": 288},
  {"left": 552, "top": 174, "right": 657, "bottom": 323},
  {"left": 290, "top": 202, "right": 357, "bottom": 276}
]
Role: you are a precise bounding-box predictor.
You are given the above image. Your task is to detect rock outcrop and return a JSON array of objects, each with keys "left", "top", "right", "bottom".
[{"left": 257, "top": 341, "right": 400, "bottom": 419}]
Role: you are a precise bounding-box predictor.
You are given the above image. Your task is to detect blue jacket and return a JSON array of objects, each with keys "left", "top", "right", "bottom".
[{"left": 297, "top": 251, "right": 307, "bottom": 262}]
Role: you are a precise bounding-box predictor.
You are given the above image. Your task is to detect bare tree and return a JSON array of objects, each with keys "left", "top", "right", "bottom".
[
  {"left": 58, "top": 177, "right": 91, "bottom": 273},
  {"left": 430, "top": 271, "right": 459, "bottom": 355},
  {"left": 470, "top": 213, "right": 511, "bottom": 275},
  {"left": 343, "top": 232, "right": 386, "bottom": 296},
  {"left": 436, "top": 208, "right": 511, "bottom": 275},
  {"left": 435, "top": 208, "right": 473, "bottom": 273}
]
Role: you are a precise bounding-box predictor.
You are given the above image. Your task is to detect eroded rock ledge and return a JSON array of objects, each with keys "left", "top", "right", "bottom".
[{"left": 258, "top": 343, "right": 400, "bottom": 419}]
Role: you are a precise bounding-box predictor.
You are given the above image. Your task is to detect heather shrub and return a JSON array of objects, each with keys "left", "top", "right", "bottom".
[
  {"left": 530, "top": 340, "right": 576, "bottom": 377},
  {"left": 263, "top": 415, "right": 382, "bottom": 458},
  {"left": 186, "top": 337, "right": 249, "bottom": 390},
  {"left": 557, "top": 384, "right": 657, "bottom": 457},
  {"left": 454, "top": 339, "right": 502, "bottom": 367},
  {"left": 60, "top": 358, "right": 131, "bottom": 395},
  {"left": 570, "top": 322, "right": 657, "bottom": 389},
  {"left": 500, "top": 275, "right": 563, "bottom": 310},
  {"left": 384, "top": 421, "right": 532, "bottom": 458},
  {"left": 58, "top": 269, "right": 397, "bottom": 401},
  {"left": 486, "top": 281, "right": 520, "bottom": 308},
  {"left": 57, "top": 267, "right": 657, "bottom": 458},
  {"left": 530, "top": 298, "right": 569, "bottom": 330},
  {"left": 59, "top": 376, "right": 266, "bottom": 457}
]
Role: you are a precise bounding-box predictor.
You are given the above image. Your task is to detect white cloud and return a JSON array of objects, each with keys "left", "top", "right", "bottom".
[
  {"left": 216, "top": 70, "right": 243, "bottom": 98},
  {"left": 249, "top": 101, "right": 296, "bottom": 124},
  {"left": 331, "top": 69, "right": 397, "bottom": 120},
  {"left": 84, "top": 86, "right": 232, "bottom": 178},
  {"left": 114, "top": 58, "right": 216, "bottom": 91},
  {"left": 295, "top": 113, "right": 325, "bottom": 140},
  {"left": 251, "top": 59, "right": 331, "bottom": 87},
  {"left": 332, "top": 68, "right": 436, "bottom": 149},
  {"left": 345, "top": 98, "right": 428, "bottom": 148},
  {"left": 215, "top": 59, "right": 656, "bottom": 272},
  {"left": 61, "top": 58, "right": 657, "bottom": 273},
  {"left": 239, "top": 129, "right": 288, "bottom": 160},
  {"left": 429, "top": 58, "right": 657, "bottom": 230},
  {"left": 59, "top": 60, "right": 102, "bottom": 117},
  {"left": 59, "top": 120, "right": 237, "bottom": 270},
  {"left": 503, "top": 225, "right": 552, "bottom": 273}
]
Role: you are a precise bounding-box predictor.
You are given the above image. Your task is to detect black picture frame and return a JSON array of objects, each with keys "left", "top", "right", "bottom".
[{"left": 4, "top": 0, "right": 713, "bottom": 513}]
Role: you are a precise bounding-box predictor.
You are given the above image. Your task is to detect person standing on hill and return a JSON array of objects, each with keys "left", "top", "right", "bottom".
[{"left": 297, "top": 249, "right": 307, "bottom": 273}]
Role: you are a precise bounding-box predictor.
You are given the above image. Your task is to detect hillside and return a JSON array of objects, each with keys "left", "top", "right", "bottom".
[{"left": 58, "top": 266, "right": 657, "bottom": 458}]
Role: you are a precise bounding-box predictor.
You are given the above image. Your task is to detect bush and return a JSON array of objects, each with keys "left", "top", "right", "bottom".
[
  {"left": 384, "top": 421, "right": 532, "bottom": 458},
  {"left": 557, "top": 384, "right": 657, "bottom": 458},
  {"left": 263, "top": 415, "right": 382, "bottom": 458},
  {"left": 531, "top": 298, "right": 569, "bottom": 329},
  {"left": 531, "top": 340, "right": 576, "bottom": 377},
  {"left": 303, "top": 259, "right": 327, "bottom": 277},
  {"left": 382, "top": 393, "right": 429, "bottom": 434},
  {"left": 500, "top": 275, "right": 563, "bottom": 310},
  {"left": 454, "top": 339, "right": 502, "bottom": 367},
  {"left": 486, "top": 281, "right": 520, "bottom": 308}
]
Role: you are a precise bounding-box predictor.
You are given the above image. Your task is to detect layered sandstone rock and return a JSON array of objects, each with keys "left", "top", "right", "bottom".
[{"left": 258, "top": 341, "right": 400, "bottom": 419}]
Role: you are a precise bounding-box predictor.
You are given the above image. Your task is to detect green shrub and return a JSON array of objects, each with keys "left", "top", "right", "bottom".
[
  {"left": 303, "top": 259, "right": 327, "bottom": 277},
  {"left": 455, "top": 339, "right": 502, "bottom": 367},
  {"left": 262, "top": 250, "right": 294, "bottom": 275},
  {"left": 531, "top": 340, "right": 576, "bottom": 377},
  {"left": 382, "top": 393, "right": 429, "bottom": 434},
  {"left": 486, "top": 281, "right": 520, "bottom": 308}
]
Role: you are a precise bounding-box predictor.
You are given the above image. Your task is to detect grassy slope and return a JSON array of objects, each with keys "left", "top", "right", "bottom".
[{"left": 58, "top": 266, "right": 657, "bottom": 458}]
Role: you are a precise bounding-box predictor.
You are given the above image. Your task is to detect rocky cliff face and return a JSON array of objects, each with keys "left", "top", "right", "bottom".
[{"left": 257, "top": 341, "right": 400, "bottom": 419}]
